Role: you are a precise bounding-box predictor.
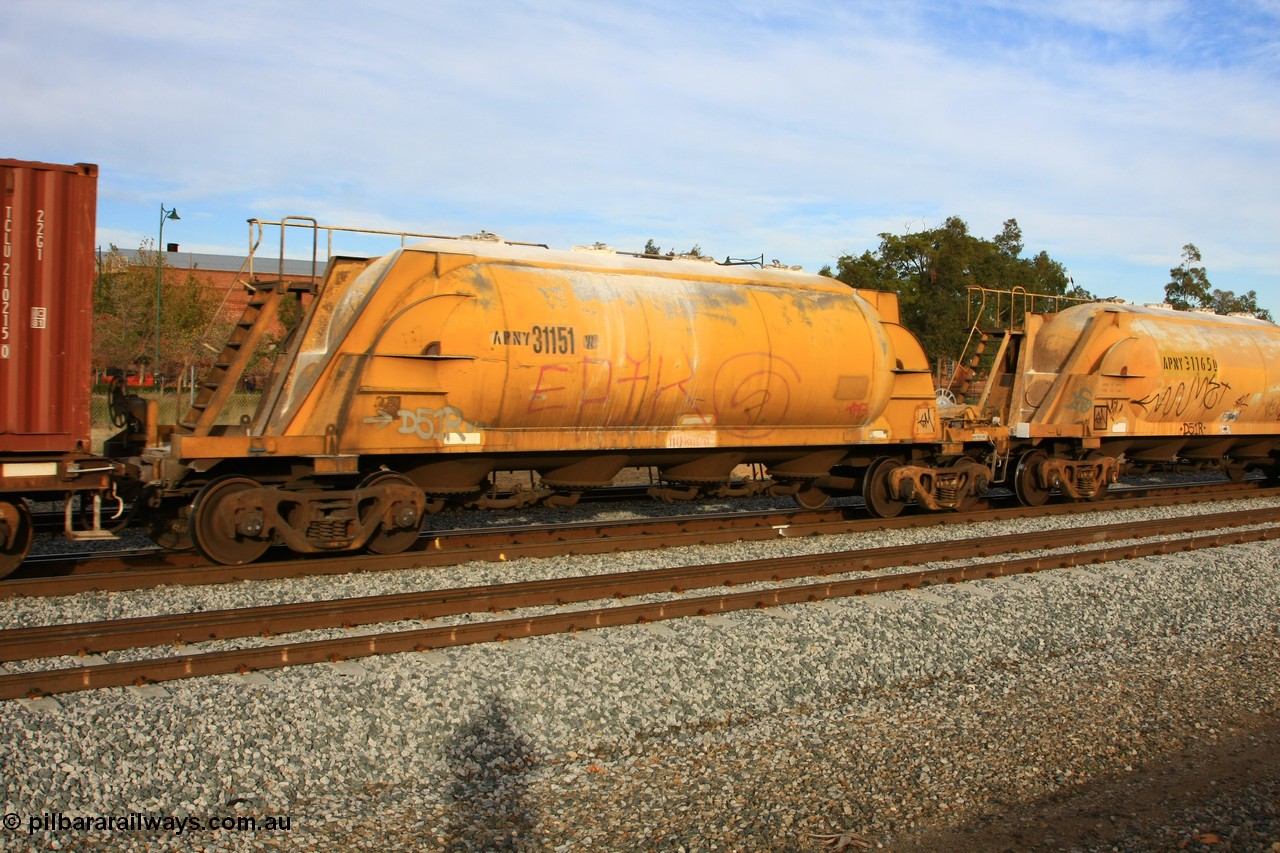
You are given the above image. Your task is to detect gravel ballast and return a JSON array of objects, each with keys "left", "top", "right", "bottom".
[{"left": 1, "top": 496, "right": 1278, "bottom": 851}]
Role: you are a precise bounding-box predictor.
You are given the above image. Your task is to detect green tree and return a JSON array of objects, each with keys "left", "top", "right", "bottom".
[
  {"left": 1163, "top": 244, "right": 1272, "bottom": 321},
  {"left": 639, "top": 239, "right": 705, "bottom": 258},
  {"left": 1209, "top": 288, "right": 1273, "bottom": 321},
  {"left": 1164, "top": 243, "right": 1213, "bottom": 311},
  {"left": 93, "top": 246, "right": 154, "bottom": 377},
  {"left": 829, "top": 217, "right": 1086, "bottom": 364},
  {"left": 93, "top": 242, "right": 218, "bottom": 384}
]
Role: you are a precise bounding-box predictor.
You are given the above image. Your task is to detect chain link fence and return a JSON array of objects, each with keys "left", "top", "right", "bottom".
[{"left": 89, "top": 386, "right": 263, "bottom": 453}]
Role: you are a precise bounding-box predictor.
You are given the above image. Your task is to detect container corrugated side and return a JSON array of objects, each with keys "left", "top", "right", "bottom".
[{"left": 0, "top": 159, "right": 99, "bottom": 453}]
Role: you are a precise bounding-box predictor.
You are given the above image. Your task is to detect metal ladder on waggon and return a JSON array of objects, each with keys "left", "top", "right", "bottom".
[
  {"left": 174, "top": 216, "right": 324, "bottom": 435},
  {"left": 944, "top": 285, "right": 1094, "bottom": 408},
  {"left": 175, "top": 216, "right": 467, "bottom": 435}
]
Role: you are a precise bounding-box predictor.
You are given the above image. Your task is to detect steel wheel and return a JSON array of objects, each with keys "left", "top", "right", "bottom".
[
  {"left": 953, "top": 461, "right": 986, "bottom": 512},
  {"left": 862, "top": 457, "right": 906, "bottom": 518},
  {"left": 1084, "top": 452, "right": 1113, "bottom": 501},
  {"left": 144, "top": 495, "right": 195, "bottom": 551},
  {"left": 792, "top": 482, "right": 831, "bottom": 510},
  {"left": 359, "top": 471, "right": 424, "bottom": 555},
  {"left": 190, "top": 476, "right": 271, "bottom": 565},
  {"left": 1014, "top": 450, "right": 1052, "bottom": 507},
  {"left": 0, "top": 499, "right": 33, "bottom": 580}
]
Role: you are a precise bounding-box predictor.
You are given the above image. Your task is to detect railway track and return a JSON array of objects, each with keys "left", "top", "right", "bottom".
[
  {"left": 6, "top": 479, "right": 1278, "bottom": 599},
  {"left": 2, "top": 504, "right": 1277, "bottom": 700}
]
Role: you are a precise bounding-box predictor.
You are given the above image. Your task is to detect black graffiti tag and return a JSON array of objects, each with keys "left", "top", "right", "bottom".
[{"left": 1136, "top": 374, "right": 1231, "bottom": 417}]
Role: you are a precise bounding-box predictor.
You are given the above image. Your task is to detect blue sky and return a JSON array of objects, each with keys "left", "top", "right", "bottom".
[{"left": 4, "top": 0, "right": 1278, "bottom": 316}]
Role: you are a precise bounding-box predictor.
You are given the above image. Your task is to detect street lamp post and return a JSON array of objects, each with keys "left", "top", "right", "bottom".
[{"left": 155, "top": 204, "right": 180, "bottom": 385}]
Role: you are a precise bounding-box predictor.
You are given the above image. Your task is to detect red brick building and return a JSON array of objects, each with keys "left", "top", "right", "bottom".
[{"left": 116, "top": 246, "right": 319, "bottom": 327}]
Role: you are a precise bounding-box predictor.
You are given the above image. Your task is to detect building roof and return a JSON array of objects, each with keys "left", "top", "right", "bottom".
[{"left": 113, "top": 248, "right": 322, "bottom": 277}]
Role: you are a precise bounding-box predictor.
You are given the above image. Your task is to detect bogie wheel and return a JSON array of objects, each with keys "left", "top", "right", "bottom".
[
  {"left": 0, "top": 499, "right": 34, "bottom": 580},
  {"left": 953, "top": 461, "right": 986, "bottom": 512},
  {"left": 862, "top": 457, "right": 907, "bottom": 519},
  {"left": 1014, "top": 450, "right": 1052, "bottom": 507},
  {"left": 190, "top": 476, "right": 271, "bottom": 565},
  {"left": 792, "top": 482, "right": 831, "bottom": 510},
  {"left": 1085, "top": 451, "right": 1114, "bottom": 501},
  {"left": 144, "top": 496, "right": 195, "bottom": 551},
  {"left": 359, "top": 471, "right": 425, "bottom": 555}
]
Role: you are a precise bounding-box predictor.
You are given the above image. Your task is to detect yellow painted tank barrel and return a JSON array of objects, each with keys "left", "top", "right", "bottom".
[{"left": 273, "top": 241, "right": 908, "bottom": 453}]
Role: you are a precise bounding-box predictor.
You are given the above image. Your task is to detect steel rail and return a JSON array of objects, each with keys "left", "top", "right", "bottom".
[
  {"left": 6, "top": 482, "right": 1278, "bottom": 600},
  {"left": 2, "top": 510, "right": 1277, "bottom": 700},
  {"left": 1, "top": 506, "right": 1274, "bottom": 662}
]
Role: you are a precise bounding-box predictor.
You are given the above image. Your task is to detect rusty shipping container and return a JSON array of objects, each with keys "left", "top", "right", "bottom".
[{"left": 0, "top": 159, "right": 98, "bottom": 454}]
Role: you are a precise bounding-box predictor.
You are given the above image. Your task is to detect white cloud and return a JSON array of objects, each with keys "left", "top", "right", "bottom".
[{"left": 3, "top": 0, "right": 1276, "bottom": 314}]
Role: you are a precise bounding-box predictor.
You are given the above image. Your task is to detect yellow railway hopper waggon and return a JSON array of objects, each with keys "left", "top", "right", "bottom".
[
  {"left": 968, "top": 301, "right": 1280, "bottom": 506},
  {"left": 118, "top": 234, "right": 1004, "bottom": 565}
]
